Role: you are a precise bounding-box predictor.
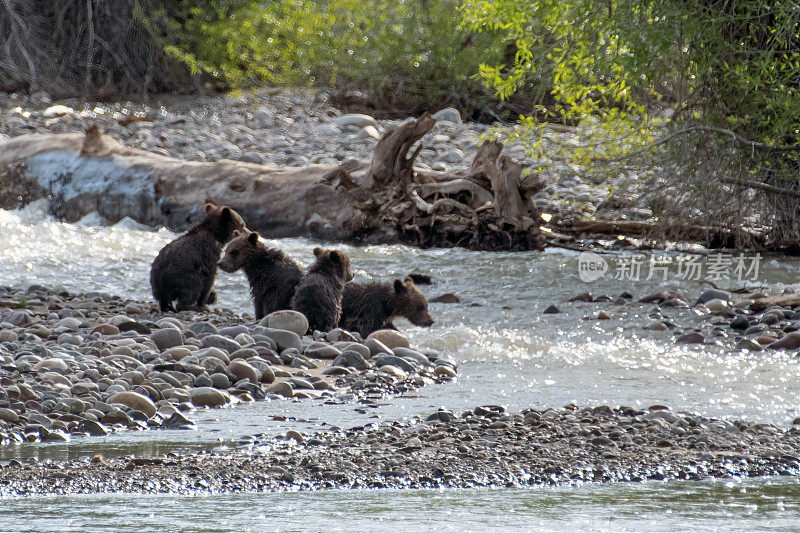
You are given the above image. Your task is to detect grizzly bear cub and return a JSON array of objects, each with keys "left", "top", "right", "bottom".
[
  {"left": 340, "top": 277, "right": 434, "bottom": 337},
  {"left": 217, "top": 231, "right": 302, "bottom": 320},
  {"left": 150, "top": 203, "right": 247, "bottom": 312},
  {"left": 290, "top": 247, "right": 353, "bottom": 333}
]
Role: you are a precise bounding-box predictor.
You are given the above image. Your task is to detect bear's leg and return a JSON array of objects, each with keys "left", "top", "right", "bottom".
[
  {"left": 159, "top": 298, "right": 175, "bottom": 313},
  {"left": 253, "top": 292, "right": 266, "bottom": 320},
  {"left": 196, "top": 275, "right": 215, "bottom": 309},
  {"left": 176, "top": 291, "right": 198, "bottom": 312}
]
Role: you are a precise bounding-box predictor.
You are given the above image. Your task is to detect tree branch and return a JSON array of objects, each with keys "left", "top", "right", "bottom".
[{"left": 593, "top": 125, "right": 800, "bottom": 164}]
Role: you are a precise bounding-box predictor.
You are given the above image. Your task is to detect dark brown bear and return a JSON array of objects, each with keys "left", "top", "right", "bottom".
[
  {"left": 150, "top": 203, "right": 247, "bottom": 312},
  {"left": 290, "top": 247, "right": 353, "bottom": 333},
  {"left": 340, "top": 277, "right": 434, "bottom": 337},
  {"left": 217, "top": 231, "right": 302, "bottom": 320}
]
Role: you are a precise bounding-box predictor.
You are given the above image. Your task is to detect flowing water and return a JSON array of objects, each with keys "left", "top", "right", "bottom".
[{"left": 2, "top": 200, "right": 800, "bottom": 530}]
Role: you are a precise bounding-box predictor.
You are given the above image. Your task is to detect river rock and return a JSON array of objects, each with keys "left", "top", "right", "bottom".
[
  {"left": 118, "top": 321, "right": 151, "bottom": 334},
  {"left": 393, "top": 347, "right": 431, "bottom": 368},
  {"left": 101, "top": 410, "right": 131, "bottom": 426},
  {"left": 730, "top": 316, "right": 750, "bottom": 330},
  {"left": 201, "top": 334, "right": 240, "bottom": 353},
  {"left": 163, "top": 347, "right": 193, "bottom": 361},
  {"left": 432, "top": 107, "right": 461, "bottom": 123},
  {"left": 260, "top": 310, "right": 309, "bottom": 336},
  {"left": 326, "top": 328, "right": 360, "bottom": 343},
  {"left": 696, "top": 289, "right": 732, "bottom": 306},
  {"left": 359, "top": 125, "right": 381, "bottom": 140},
  {"left": 8, "top": 310, "right": 33, "bottom": 326},
  {"left": 80, "top": 419, "right": 110, "bottom": 436},
  {"left": 257, "top": 328, "right": 302, "bottom": 351},
  {"left": 440, "top": 148, "right": 464, "bottom": 164},
  {"left": 237, "top": 151, "right": 266, "bottom": 164},
  {"left": 151, "top": 328, "right": 184, "bottom": 350},
  {"left": 374, "top": 355, "right": 416, "bottom": 373},
  {"left": 0, "top": 408, "right": 19, "bottom": 422},
  {"left": 434, "top": 365, "right": 457, "bottom": 378},
  {"left": 333, "top": 350, "right": 369, "bottom": 370},
  {"left": 676, "top": 332, "right": 704, "bottom": 344},
  {"left": 34, "top": 358, "right": 69, "bottom": 373},
  {"left": 107, "top": 391, "right": 157, "bottom": 418},
  {"left": 333, "top": 113, "right": 377, "bottom": 129},
  {"left": 195, "top": 347, "right": 231, "bottom": 365},
  {"left": 228, "top": 360, "right": 259, "bottom": 383},
  {"left": 189, "top": 321, "right": 218, "bottom": 335},
  {"left": 265, "top": 381, "right": 293, "bottom": 397},
  {"left": 92, "top": 324, "right": 119, "bottom": 335},
  {"left": 189, "top": 387, "right": 229, "bottom": 407},
  {"left": 54, "top": 317, "right": 82, "bottom": 331},
  {"left": 304, "top": 343, "right": 341, "bottom": 360},
  {"left": 543, "top": 305, "right": 560, "bottom": 314},
  {"left": 363, "top": 337, "right": 394, "bottom": 357},
  {"left": 367, "top": 330, "right": 410, "bottom": 349},
  {"left": 258, "top": 365, "right": 275, "bottom": 384},
  {"left": 209, "top": 373, "right": 231, "bottom": 389},
  {"left": 768, "top": 332, "right": 800, "bottom": 350},
  {"left": 430, "top": 293, "right": 460, "bottom": 304},
  {"left": 704, "top": 298, "right": 728, "bottom": 312}
]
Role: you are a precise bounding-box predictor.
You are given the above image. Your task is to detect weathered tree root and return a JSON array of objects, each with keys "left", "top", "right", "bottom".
[{"left": 330, "top": 115, "right": 546, "bottom": 251}]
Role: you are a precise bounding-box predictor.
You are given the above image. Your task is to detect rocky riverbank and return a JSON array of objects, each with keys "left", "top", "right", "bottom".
[
  {"left": 558, "top": 285, "right": 800, "bottom": 357},
  {"left": 0, "top": 285, "right": 455, "bottom": 445},
  {"left": 1, "top": 403, "right": 798, "bottom": 496}
]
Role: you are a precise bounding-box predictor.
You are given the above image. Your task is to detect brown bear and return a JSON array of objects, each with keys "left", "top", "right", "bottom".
[
  {"left": 290, "top": 247, "right": 353, "bottom": 333},
  {"left": 217, "top": 231, "right": 302, "bottom": 320},
  {"left": 340, "top": 277, "right": 434, "bottom": 337},
  {"left": 150, "top": 203, "right": 247, "bottom": 312}
]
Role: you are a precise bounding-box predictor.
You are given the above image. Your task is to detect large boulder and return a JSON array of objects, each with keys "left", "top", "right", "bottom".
[{"left": 260, "top": 310, "right": 309, "bottom": 337}]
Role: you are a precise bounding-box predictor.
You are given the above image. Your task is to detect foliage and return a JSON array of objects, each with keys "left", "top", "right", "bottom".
[
  {"left": 163, "top": 0, "right": 506, "bottom": 113},
  {"left": 463, "top": 0, "right": 800, "bottom": 155},
  {"left": 463, "top": 0, "right": 800, "bottom": 243}
]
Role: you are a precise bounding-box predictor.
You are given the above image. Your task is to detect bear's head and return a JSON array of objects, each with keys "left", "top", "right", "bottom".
[
  {"left": 392, "top": 277, "right": 434, "bottom": 327},
  {"left": 310, "top": 247, "right": 354, "bottom": 282},
  {"left": 218, "top": 231, "right": 260, "bottom": 273},
  {"left": 204, "top": 202, "right": 247, "bottom": 243}
]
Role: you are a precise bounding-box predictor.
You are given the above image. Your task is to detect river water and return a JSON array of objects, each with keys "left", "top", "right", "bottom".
[{"left": 1, "top": 201, "right": 800, "bottom": 530}]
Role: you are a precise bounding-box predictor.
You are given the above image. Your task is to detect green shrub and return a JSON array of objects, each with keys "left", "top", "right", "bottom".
[{"left": 164, "top": 0, "right": 507, "bottom": 113}]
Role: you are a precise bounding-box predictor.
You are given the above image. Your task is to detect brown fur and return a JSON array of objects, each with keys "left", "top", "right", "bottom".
[
  {"left": 218, "top": 231, "right": 302, "bottom": 319},
  {"left": 340, "top": 277, "right": 434, "bottom": 336},
  {"left": 290, "top": 247, "right": 354, "bottom": 333},
  {"left": 150, "top": 203, "right": 247, "bottom": 312}
]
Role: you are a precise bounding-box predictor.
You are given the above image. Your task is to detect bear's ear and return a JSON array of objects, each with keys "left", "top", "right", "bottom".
[
  {"left": 313, "top": 247, "right": 323, "bottom": 257},
  {"left": 394, "top": 279, "right": 406, "bottom": 293},
  {"left": 219, "top": 206, "right": 232, "bottom": 222},
  {"left": 403, "top": 275, "right": 416, "bottom": 286},
  {"left": 247, "top": 231, "right": 259, "bottom": 245},
  {"left": 205, "top": 202, "right": 217, "bottom": 214},
  {"left": 329, "top": 251, "right": 341, "bottom": 265}
]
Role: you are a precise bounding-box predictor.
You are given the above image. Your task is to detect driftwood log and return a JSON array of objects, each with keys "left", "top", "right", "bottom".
[
  {"left": 0, "top": 115, "right": 546, "bottom": 250},
  {"left": 556, "top": 219, "right": 764, "bottom": 249},
  {"left": 750, "top": 293, "right": 800, "bottom": 312}
]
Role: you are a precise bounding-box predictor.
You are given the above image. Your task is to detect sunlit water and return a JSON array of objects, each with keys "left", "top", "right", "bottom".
[
  {"left": 1, "top": 478, "right": 799, "bottom": 532},
  {"left": 2, "top": 201, "right": 800, "bottom": 528}
]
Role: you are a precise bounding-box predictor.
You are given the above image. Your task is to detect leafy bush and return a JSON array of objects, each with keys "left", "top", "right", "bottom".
[
  {"left": 462, "top": 0, "right": 800, "bottom": 245},
  {"left": 164, "top": 0, "right": 506, "bottom": 114}
]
